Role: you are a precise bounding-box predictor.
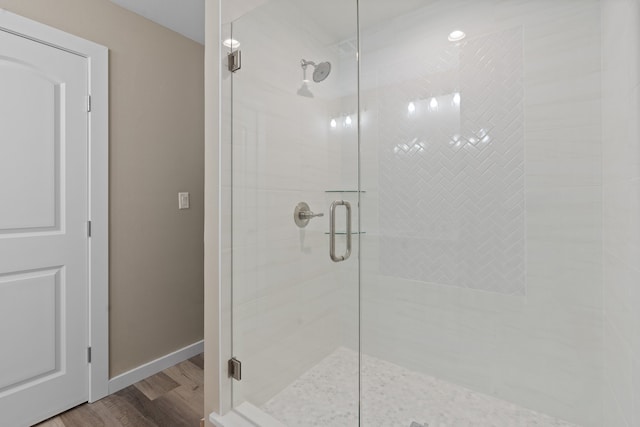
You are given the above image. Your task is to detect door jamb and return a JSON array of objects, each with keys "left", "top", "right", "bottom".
[{"left": 0, "top": 9, "right": 110, "bottom": 402}]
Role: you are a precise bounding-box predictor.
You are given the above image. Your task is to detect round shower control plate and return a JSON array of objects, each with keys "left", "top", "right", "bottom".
[{"left": 294, "top": 202, "right": 311, "bottom": 228}]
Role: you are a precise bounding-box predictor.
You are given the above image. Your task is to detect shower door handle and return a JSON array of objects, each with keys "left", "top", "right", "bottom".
[{"left": 329, "top": 200, "right": 352, "bottom": 262}]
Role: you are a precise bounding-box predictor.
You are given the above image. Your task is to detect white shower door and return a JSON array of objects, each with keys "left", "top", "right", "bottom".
[{"left": 225, "top": 0, "right": 360, "bottom": 425}]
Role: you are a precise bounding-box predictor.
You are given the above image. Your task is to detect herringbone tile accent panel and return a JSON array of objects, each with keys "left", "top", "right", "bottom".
[{"left": 378, "top": 27, "right": 525, "bottom": 295}]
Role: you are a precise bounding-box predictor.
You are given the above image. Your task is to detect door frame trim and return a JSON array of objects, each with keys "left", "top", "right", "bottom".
[{"left": 0, "top": 9, "right": 109, "bottom": 402}]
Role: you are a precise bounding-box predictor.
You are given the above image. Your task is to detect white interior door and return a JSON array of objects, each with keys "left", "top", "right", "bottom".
[{"left": 0, "top": 27, "right": 89, "bottom": 427}]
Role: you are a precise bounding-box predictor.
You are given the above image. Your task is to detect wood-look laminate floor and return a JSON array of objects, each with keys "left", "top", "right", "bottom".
[{"left": 35, "top": 354, "right": 204, "bottom": 427}]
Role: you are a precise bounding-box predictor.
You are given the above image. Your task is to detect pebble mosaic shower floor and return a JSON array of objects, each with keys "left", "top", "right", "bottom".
[{"left": 262, "top": 348, "right": 578, "bottom": 427}]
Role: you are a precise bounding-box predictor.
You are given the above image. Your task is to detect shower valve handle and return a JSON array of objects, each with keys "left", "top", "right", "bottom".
[
  {"left": 294, "top": 202, "right": 323, "bottom": 228},
  {"left": 299, "top": 211, "right": 324, "bottom": 219}
]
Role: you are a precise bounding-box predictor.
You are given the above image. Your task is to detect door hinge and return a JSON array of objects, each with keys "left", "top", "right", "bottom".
[
  {"left": 228, "top": 357, "right": 241, "bottom": 381},
  {"left": 87, "top": 347, "right": 92, "bottom": 363},
  {"left": 228, "top": 50, "right": 241, "bottom": 72},
  {"left": 87, "top": 220, "right": 92, "bottom": 237},
  {"left": 87, "top": 95, "right": 92, "bottom": 112}
]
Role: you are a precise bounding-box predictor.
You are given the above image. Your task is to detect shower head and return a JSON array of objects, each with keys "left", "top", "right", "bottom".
[
  {"left": 297, "top": 59, "right": 331, "bottom": 97},
  {"left": 312, "top": 61, "right": 331, "bottom": 82},
  {"left": 300, "top": 59, "right": 332, "bottom": 82}
]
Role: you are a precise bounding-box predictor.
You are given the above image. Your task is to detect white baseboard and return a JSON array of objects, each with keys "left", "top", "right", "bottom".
[{"left": 108, "top": 340, "right": 204, "bottom": 394}]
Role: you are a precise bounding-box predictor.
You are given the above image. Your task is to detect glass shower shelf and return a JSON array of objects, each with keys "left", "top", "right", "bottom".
[
  {"left": 324, "top": 190, "right": 366, "bottom": 193},
  {"left": 323, "top": 231, "right": 366, "bottom": 235}
]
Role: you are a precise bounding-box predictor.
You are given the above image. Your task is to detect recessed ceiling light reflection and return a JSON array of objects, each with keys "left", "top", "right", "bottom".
[
  {"left": 448, "top": 30, "right": 466, "bottom": 42},
  {"left": 453, "top": 92, "right": 461, "bottom": 106},
  {"left": 344, "top": 115, "right": 353, "bottom": 127},
  {"left": 408, "top": 102, "right": 416, "bottom": 114},
  {"left": 223, "top": 38, "right": 241, "bottom": 49},
  {"left": 330, "top": 119, "right": 337, "bottom": 129},
  {"left": 429, "top": 98, "right": 439, "bottom": 111}
]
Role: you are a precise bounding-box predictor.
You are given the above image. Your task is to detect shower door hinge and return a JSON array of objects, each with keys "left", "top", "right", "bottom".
[
  {"left": 228, "top": 357, "right": 241, "bottom": 381},
  {"left": 87, "top": 220, "right": 92, "bottom": 237},
  {"left": 87, "top": 346, "right": 92, "bottom": 363},
  {"left": 86, "top": 95, "right": 92, "bottom": 112},
  {"left": 228, "top": 50, "right": 241, "bottom": 72}
]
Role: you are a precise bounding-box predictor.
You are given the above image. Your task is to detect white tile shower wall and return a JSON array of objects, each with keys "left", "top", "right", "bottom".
[
  {"left": 378, "top": 26, "right": 525, "bottom": 295},
  {"left": 225, "top": 0, "right": 359, "bottom": 409},
  {"left": 360, "top": 1, "right": 602, "bottom": 425},
  {"left": 602, "top": 0, "right": 640, "bottom": 426}
]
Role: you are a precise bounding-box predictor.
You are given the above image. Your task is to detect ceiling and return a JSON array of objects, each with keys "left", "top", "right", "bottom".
[
  {"left": 109, "top": 0, "right": 205, "bottom": 44},
  {"left": 296, "top": 0, "right": 429, "bottom": 43},
  {"left": 108, "top": 0, "right": 431, "bottom": 47}
]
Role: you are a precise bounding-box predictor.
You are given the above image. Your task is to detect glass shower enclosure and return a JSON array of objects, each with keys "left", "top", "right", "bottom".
[
  {"left": 224, "top": 0, "right": 360, "bottom": 423},
  {"left": 220, "top": 0, "right": 639, "bottom": 426}
]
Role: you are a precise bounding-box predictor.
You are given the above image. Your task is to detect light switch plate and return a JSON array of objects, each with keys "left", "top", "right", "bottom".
[{"left": 178, "top": 192, "right": 190, "bottom": 209}]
